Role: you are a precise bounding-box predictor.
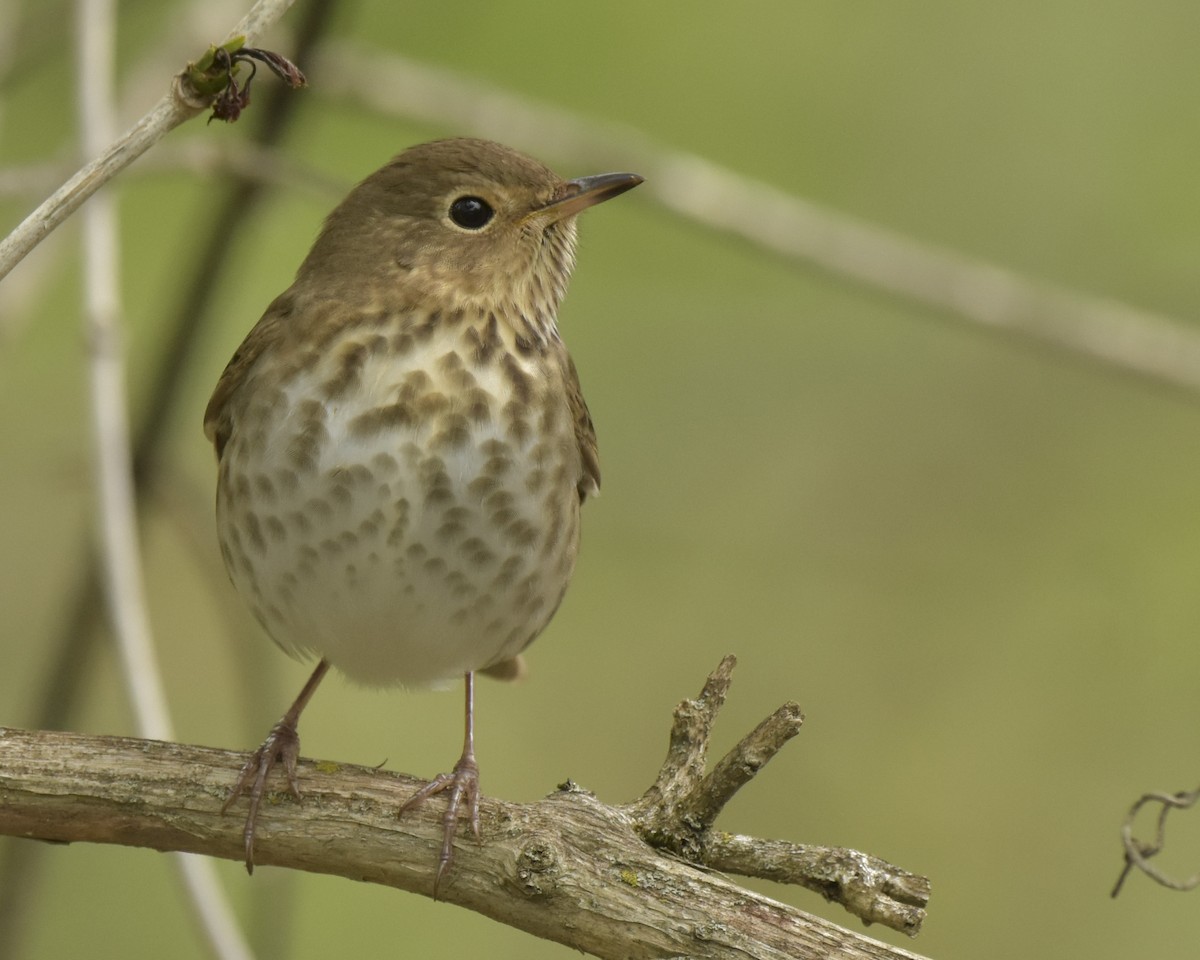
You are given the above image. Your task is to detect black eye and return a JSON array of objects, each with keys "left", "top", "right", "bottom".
[{"left": 449, "top": 196, "right": 494, "bottom": 230}]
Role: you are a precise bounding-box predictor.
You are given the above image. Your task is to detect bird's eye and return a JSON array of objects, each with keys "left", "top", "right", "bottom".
[{"left": 448, "top": 196, "right": 494, "bottom": 230}]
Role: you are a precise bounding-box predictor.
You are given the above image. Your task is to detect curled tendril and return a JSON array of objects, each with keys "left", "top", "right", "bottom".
[
  {"left": 1113, "top": 785, "right": 1200, "bottom": 897},
  {"left": 207, "top": 46, "right": 306, "bottom": 124}
]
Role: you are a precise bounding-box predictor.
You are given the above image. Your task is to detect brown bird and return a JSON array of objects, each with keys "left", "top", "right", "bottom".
[{"left": 204, "top": 137, "right": 642, "bottom": 893}]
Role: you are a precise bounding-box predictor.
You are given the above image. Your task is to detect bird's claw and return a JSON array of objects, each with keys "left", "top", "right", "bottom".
[
  {"left": 221, "top": 719, "right": 302, "bottom": 873},
  {"left": 399, "top": 752, "right": 481, "bottom": 897}
]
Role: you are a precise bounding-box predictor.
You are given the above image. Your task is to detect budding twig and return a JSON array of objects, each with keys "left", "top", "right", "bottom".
[{"left": 0, "top": 0, "right": 301, "bottom": 284}]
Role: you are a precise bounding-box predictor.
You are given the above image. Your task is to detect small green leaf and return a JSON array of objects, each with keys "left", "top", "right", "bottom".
[{"left": 184, "top": 37, "right": 247, "bottom": 97}]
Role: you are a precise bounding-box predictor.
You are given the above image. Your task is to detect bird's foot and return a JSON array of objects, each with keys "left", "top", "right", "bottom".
[
  {"left": 400, "top": 751, "right": 481, "bottom": 898},
  {"left": 221, "top": 718, "right": 303, "bottom": 873}
]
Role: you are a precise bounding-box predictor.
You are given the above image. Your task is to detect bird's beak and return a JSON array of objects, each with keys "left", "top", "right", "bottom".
[{"left": 534, "top": 172, "right": 644, "bottom": 223}]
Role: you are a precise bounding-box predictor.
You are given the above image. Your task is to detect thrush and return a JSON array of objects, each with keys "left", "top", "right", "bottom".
[{"left": 204, "top": 137, "right": 642, "bottom": 893}]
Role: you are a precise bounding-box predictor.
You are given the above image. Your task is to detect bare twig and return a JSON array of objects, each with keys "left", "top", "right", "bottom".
[
  {"left": 633, "top": 654, "right": 737, "bottom": 841},
  {"left": 316, "top": 41, "right": 1200, "bottom": 398},
  {"left": 0, "top": 659, "right": 931, "bottom": 959},
  {"left": 76, "top": 0, "right": 171, "bottom": 743},
  {"left": 706, "top": 835, "right": 930, "bottom": 937},
  {"left": 629, "top": 657, "right": 804, "bottom": 845},
  {"left": 73, "top": 1, "right": 253, "bottom": 958},
  {"left": 0, "top": 0, "right": 299, "bottom": 284},
  {"left": 1113, "top": 785, "right": 1200, "bottom": 896},
  {"left": 691, "top": 700, "right": 806, "bottom": 829},
  {"left": 625, "top": 660, "right": 926, "bottom": 934},
  {"left": 630, "top": 657, "right": 805, "bottom": 859}
]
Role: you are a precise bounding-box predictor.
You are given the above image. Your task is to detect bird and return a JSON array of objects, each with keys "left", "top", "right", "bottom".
[{"left": 204, "top": 137, "right": 642, "bottom": 894}]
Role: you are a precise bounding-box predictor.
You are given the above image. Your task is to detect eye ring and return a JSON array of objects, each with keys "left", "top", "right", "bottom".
[{"left": 449, "top": 196, "right": 494, "bottom": 230}]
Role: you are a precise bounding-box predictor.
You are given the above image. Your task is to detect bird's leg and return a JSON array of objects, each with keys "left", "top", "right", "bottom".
[
  {"left": 221, "top": 658, "right": 331, "bottom": 873},
  {"left": 399, "top": 671, "right": 481, "bottom": 897}
]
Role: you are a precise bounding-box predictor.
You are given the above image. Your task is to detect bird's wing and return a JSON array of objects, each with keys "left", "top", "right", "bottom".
[
  {"left": 564, "top": 351, "right": 600, "bottom": 501},
  {"left": 203, "top": 292, "right": 294, "bottom": 461}
]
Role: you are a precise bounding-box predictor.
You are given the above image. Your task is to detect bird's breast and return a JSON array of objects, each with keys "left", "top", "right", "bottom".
[{"left": 215, "top": 317, "right": 584, "bottom": 686}]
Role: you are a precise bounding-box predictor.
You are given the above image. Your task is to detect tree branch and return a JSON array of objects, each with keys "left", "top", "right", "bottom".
[{"left": 0, "top": 660, "right": 931, "bottom": 960}]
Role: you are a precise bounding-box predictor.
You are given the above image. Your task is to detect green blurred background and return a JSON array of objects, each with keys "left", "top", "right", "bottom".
[{"left": 3, "top": 0, "right": 1200, "bottom": 957}]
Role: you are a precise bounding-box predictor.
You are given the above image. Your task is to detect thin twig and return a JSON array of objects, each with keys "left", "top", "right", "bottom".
[
  {"left": 641, "top": 655, "right": 737, "bottom": 812},
  {"left": 316, "top": 41, "right": 1200, "bottom": 399},
  {"left": 74, "top": 2, "right": 253, "bottom": 958},
  {"left": 706, "top": 833, "right": 930, "bottom": 936},
  {"left": 76, "top": 0, "right": 170, "bottom": 741},
  {"left": 0, "top": 0, "right": 298, "bottom": 283},
  {"left": 689, "top": 700, "right": 805, "bottom": 829}
]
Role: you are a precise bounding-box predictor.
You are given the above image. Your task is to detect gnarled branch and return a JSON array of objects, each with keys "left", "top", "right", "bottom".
[{"left": 0, "top": 659, "right": 931, "bottom": 959}]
